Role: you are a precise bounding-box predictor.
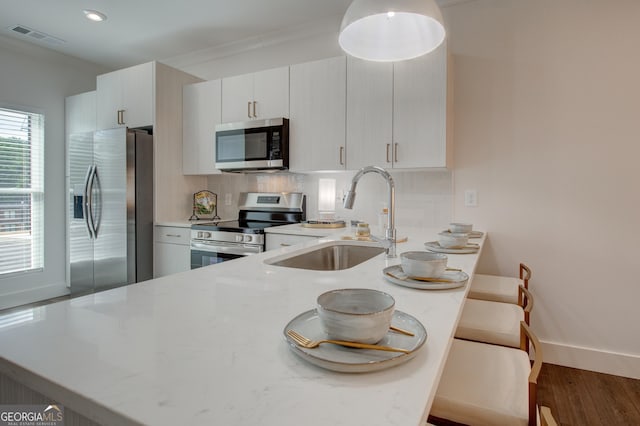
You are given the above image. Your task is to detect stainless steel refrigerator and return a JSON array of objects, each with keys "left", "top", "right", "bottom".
[{"left": 67, "top": 128, "right": 153, "bottom": 295}]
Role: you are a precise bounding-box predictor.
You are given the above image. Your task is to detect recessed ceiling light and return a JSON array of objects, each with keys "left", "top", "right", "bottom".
[{"left": 83, "top": 9, "right": 107, "bottom": 22}]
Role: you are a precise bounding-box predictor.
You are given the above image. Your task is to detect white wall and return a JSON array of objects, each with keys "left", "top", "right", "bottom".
[
  {"left": 447, "top": 0, "right": 640, "bottom": 378},
  {"left": 0, "top": 35, "right": 109, "bottom": 309},
  {"left": 169, "top": 0, "right": 640, "bottom": 377}
]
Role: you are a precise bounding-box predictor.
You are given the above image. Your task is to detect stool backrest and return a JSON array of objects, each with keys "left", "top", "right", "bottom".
[
  {"left": 520, "top": 263, "right": 532, "bottom": 288},
  {"left": 520, "top": 321, "right": 543, "bottom": 426}
]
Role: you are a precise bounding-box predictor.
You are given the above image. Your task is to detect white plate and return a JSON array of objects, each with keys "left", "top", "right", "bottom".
[
  {"left": 441, "top": 229, "right": 484, "bottom": 238},
  {"left": 383, "top": 265, "right": 469, "bottom": 290},
  {"left": 424, "top": 241, "right": 479, "bottom": 254},
  {"left": 284, "top": 309, "right": 427, "bottom": 373}
]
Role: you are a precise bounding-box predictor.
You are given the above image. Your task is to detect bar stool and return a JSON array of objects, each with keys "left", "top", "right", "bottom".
[
  {"left": 455, "top": 285, "right": 533, "bottom": 348},
  {"left": 430, "top": 322, "right": 542, "bottom": 426},
  {"left": 468, "top": 263, "right": 531, "bottom": 305},
  {"left": 541, "top": 406, "right": 559, "bottom": 426}
]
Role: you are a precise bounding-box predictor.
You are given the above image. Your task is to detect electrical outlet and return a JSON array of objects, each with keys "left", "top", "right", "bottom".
[
  {"left": 464, "top": 190, "right": 478, "bottom": 207},
  {"left": 224, "top": 193, "right": 232, "bottom": 206}
]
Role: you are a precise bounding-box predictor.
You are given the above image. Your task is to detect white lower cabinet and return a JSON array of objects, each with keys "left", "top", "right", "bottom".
[
  {"left": 265, "top": 233, "right": 320, "bottom": 251},
  {"left": 154, "top": 226, "right": 191, "bottom": 277}
]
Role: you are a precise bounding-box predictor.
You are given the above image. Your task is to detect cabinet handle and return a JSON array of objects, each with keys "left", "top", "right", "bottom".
[
  {"left": 280, "top": 243, "right": 291, "bottom": 247},
  {"left": 117, "top": 110, "right": 124, "bottom": 125},
  {"left": 339, "top": 146, "right": 344, "bottom": 165},
  {"left": 252, "top": 101, "right": 257, "bottom": 118},
  {"left": 386, "top": 144, "right": 391, "bottom": 163},
  {"left": 394, "top": 143, "right": 399, "bottom": 162},
  {"left": 247, "top": 101, "right": 252, "bottom": 119},
  {"left": 165, "top": 234, "right": 181, "bottom": 238}
]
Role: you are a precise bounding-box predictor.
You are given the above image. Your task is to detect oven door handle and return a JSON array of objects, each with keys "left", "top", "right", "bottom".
[{"left": 191, "top": 241, "right": 263, "bottom": 256}]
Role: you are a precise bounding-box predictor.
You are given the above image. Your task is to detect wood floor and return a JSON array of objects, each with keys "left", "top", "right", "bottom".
[{"left": 539, "top": 363, "right": 640, "bottom": 426}]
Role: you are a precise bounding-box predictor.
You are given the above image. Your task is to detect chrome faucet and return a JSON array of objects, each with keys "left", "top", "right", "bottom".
[{"left": 343, "top": 165, "right": 397, "bottom": 258}]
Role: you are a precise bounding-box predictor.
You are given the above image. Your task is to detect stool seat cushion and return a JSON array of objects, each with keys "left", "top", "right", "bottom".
[
  {"left": 432, "top": 339, "right": 530, "bottom": 426},
  {"left": 455, "top": 299, "right": 524, "bottom": 348},
  {"left": 468, "top": 273, "right": 523, "bottom": 304}
]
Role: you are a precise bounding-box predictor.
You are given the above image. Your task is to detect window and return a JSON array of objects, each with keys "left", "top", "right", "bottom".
[{"left": 0, "top": 106, "right": 44, "bottom": 276}]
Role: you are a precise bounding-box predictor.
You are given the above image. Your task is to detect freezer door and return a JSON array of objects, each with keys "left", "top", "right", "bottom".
[
  {"left": 68, "top": 132, "right": 95, "bottom": 294},
  {"left": 93, "top": 128, "right": 128, "bottom": 290}
]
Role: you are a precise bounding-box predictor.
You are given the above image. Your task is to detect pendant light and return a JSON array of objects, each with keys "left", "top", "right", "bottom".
[{"left": 339, "top": 0, "right": 446, "bottom": 62}]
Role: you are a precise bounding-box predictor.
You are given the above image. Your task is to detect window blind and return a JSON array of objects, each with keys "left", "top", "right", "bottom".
[{"left": 0, "top": 106, "right": 44, "bottom": 276}]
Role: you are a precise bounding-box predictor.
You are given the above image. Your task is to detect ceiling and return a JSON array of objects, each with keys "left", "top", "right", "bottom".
[{"left": 0, "top": 0, "right": 467, "bottom": 70}]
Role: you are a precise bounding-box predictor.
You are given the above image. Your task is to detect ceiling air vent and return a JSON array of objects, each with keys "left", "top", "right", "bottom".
[{"left": 8, "top": 25, "right": 65, "bottom": 45}]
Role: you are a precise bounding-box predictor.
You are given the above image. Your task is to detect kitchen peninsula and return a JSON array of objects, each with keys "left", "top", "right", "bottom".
[{"left": 0, "top": 227, "right": 485, "bottom": 425}]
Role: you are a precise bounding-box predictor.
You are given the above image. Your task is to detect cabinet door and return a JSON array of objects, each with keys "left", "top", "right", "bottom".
[
  {"left": 96, "top": 62, "right": 154, "bottom": 130},
  {"left": 393, "top": 44, "right": 447, "bottom": 168},
  {"left": 65, "top": 91, "right": 96, "bottom": 136},
  {"left": 221, "top": 73, "right": 254, "bottom": 123},
  {"left": 154, "top": 242, "right": 191, "bottom": 277},
  {"left": 346, "top": 58, "right": 393, "bottom": 170},
  {"left": 253, "top": 66, "right": 289, "bottom": 119},
  {"left": 289, "top": 56, "right": 346, "bottom": 172},
  {"left": 183, "top": 80, "right": 222, "bottom": 175},
  {"left": 154, "top": 226, "right": 190, "bottom": 277},
  {"left": 121, "top": 62, "right": 154, "bottom": 128},
  {"left": 96, "top": 70, "right": 122, "bottom": 130}
]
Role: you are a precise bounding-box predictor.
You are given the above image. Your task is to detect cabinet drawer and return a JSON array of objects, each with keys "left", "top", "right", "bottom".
[
  {"left": 265, "top": 233, "right": 320, "bottom": 251},
  {"left": 154, "top": 226, "right": 190, "bottom": 245}
]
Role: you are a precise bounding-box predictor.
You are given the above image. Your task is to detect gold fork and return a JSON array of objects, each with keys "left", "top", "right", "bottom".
[{"left": 286, "top": 329, "right": 410, "bottom": 354}]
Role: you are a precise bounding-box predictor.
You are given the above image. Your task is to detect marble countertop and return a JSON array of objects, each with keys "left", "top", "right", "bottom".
[{"left": 0, "top": 228, "right": 485, "bottom": 426}]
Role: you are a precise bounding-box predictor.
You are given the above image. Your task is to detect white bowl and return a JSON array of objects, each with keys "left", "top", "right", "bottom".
[
  {"left": 400, "top": 251, "right": 448, "bottom": 278},
  {"left": 438, "top": 232, "right": 469, "bottom": 248},
  {"left": 317, "top": 289, "right": 395, "bottom": 344},
  {"left": 449, "top": 223, "right": 473, "bottom": 233}
]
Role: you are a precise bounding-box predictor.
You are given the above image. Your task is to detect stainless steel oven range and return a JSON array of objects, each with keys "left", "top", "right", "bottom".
[{"left": 190, "top": 192, "right": 306, "bottom": 269}]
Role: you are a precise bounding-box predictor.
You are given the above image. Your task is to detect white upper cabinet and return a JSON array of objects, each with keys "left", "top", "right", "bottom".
[
  {"left": 347, "top": 44, "right": 449, "bottom": 170},
  {"left": 289, "top": 56, "right": 347, "bottom": 172},
  {"left": 221, "top": 66, "right": 289, "bottom": 123},
  {"left": 346, "top": 58, "right": 393, "bottom": 170},
  {"left": 96, "top": 62, "right": 154, "bottom": 130},
  {"left": 392, "top": 44, "right": 449, "bottom": 168},
  {"left": 65, "top": 91, "right": 96, "bottom": 136},
  {"left": 183, "top": 79, "right": 222, "bottom": 175}
]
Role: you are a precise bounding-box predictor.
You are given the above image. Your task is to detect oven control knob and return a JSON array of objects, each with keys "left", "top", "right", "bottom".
[
  {"left": 197, "top": 231, "right": 204, "bottom": 238},
  {"left": 243, "top": 235, "right": 252, "bottom": 243},
  {"left": 235, "top": 235, "right": 243, "bottom": 242},
  {"left": 203, "top": 232, "right": 212, "bottom": 238}
]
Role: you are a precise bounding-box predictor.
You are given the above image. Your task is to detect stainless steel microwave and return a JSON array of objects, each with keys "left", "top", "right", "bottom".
[{"left": 215, "top": 118, "right": 289, "bottom": 172}]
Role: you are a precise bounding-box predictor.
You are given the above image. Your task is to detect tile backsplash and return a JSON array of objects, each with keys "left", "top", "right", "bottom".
[{"left": 207, "top": 170, "right": 453, "bottom": 231}]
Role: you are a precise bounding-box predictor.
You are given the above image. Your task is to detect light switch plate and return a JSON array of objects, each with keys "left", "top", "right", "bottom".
[
  {"left": 224, "top": 193, "right": 232, "bottom": 206},
  {"left": 464, "top": 190, "right": 478, "bottom": 207}
]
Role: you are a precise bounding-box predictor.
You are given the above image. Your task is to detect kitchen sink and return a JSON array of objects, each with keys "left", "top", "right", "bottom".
[{"left": 265, "top": 241, "right": 385, "bottom": 271}]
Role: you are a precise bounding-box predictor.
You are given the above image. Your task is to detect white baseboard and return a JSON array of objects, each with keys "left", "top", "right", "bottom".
[{"left": 540, "top": 339, "right": 640, "bottom": 379}]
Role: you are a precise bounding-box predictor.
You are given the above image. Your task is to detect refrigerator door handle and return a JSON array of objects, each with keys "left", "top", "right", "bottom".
[
  {"left": 82, "top": 165, "right": 94, "bottom": 239},
  {"left": 92, "top": 167, "right": 102, "bottom": 238},
  {"left": 87, "top": 165, "right": 97, "bottom": 239}
]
